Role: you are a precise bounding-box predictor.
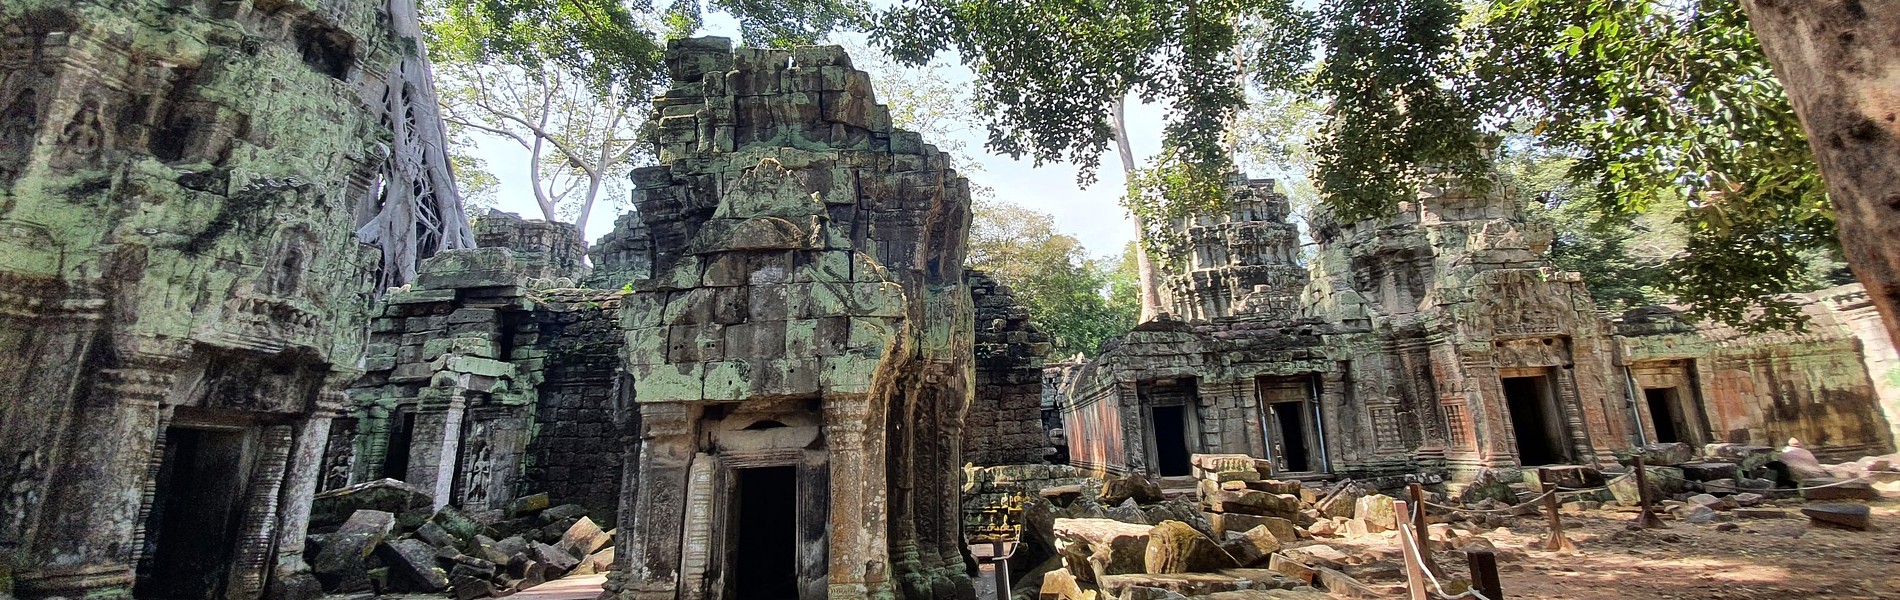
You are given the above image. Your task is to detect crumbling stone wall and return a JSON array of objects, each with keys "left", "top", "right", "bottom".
[
  {"left": 338, "top": 215, "right": 627, "bottom": 514},
  {"left": 520, "top": 288, "right": 625, "bottom": 514},
  {"left": 610, "top": 37, "right": 975, "bottom": 600},
  {"left": 1163, "top": 178, "right": 1309, "bottom": 321},
  {"left": 1614, "top": 286, "right": 1899, "bottom": 460},
  {"left": 966, "top": 269, "right": 1055, "bottom": 466},
  {"left": 0, "top": 1, "right": 446, "bottom": 597}
]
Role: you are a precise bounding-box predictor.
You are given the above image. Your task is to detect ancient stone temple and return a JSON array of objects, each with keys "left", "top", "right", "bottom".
[
  {"left": 1612, "top": 286, "right": 1899, "bottom": 459},
  {"left": 330, "top": 212, "right": 626, "bottom": 514},
  {"left": 608, "top": 37, "right": 976, "bottom": 600},
  {"left": 0, "top": 0, "right": 467, "bottom": 597},
  {"left": 1060, "top": 178, "right": 1338, "bottom": 479},
  {"left": 1056, "top": 173, "right": 1900, "bottom": 482}
]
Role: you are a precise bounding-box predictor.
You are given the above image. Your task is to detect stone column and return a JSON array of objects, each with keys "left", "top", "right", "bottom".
[
  {"left": 824, "top": 397, "right": 889, "bottom": 600},
  {"left": 269, "top": 392, "right": 343, "bottom": 600},
  {"left": 618, "top": 403, "right": 695, "bottom": 600},
  {"left": 406, "top": 387, "right": 469, "bottom": 509},
  {"left": 15, "top": 358, "right": 175, "bottom": 599},
  {"left": 224, "top": 424, "right": 294, "bottom": 600}
]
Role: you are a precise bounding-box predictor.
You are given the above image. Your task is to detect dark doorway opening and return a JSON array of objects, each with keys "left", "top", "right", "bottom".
[
  {"left": 1502, "top": 376, "right": 1567, "bottom": 466},
  {"left": 1152, "top": 406, "right": 1192, "bottom": 476},
  {"left": 1271, "top": 404, "right": 1310, "bottom": 472},
  {"left": 734, "top": 466, "right": 799, "bottom": 600},
  {"left": 382, "top": 411, "right": 415, "bottom": 480},
  {"left": 1645, "top": 388, "right": 1683, "bottom": 443},
  {"left": 135, "top": 427, "right": 249, "bottom": 599}
]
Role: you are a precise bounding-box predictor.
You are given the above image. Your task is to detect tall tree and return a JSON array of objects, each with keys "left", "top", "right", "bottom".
[
  {"left": 433, "top": 62, "right": 645, "bottom": 232},
  {"left": 1738, "top": 0, "right": 1900, "bottom": 347},
  {"left": 354, "top": 0, "right": 478, "bottom": 289}
]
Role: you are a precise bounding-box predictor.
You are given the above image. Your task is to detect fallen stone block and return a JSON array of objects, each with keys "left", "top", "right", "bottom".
[
  {"left": 1678, "top": 462, "right": 1740, "bottom": 482},
  {"left": 1219, "top": 526, "right": 1283, "bottom": 567},
  {"left": 1102, "top": 473, "right": 1166, "bottom": 505},
  {"left": 311, "top": 510, "right": 397, "bottom": 592},
  {"left": 378, "top": 538, "right": 451, "bottom": 592},
  {"left": 1145, "top": 520, "right": 1238, "bottom": 574},
  {"left": 310, "top": 479, "right": 433, "bottom": 530},
  {"left": 508, "top": 493, "right": 551, "bottom": 517},
  {"left": 558, "top": 516, "right": 613, "bottom": 558},
  {"left": 1207, "top": 489, "right": 1301, "bottom": 518},
  {"left": 1039, "top": 568, "right": 1090, "bottom": 600},
  {"left": 1801, "top": 478, "right": 1878, "bottom": 502},
  {"left": 1801, "top": 503, "right": 1871, "bottom": 531},
  {"left": 1054, "top": 518, "right": 1153, "bottom": 583},
  {"left": 1352, "top": 494, "right": 1395, "bottom": 533},
  {"left": 533, "top": 540, "right": 581, "bottom": 574}
]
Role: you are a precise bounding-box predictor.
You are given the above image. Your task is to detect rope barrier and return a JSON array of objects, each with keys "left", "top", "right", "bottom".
[
  {"left": 1421, "top": 489, "right": 1557, "bottom": 514},
  {"left": 1398, "top": 503, "right": 1494, "bottom": 600}
]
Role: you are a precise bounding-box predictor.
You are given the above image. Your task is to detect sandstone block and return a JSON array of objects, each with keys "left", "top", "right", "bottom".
[
  {"left": 1144, "top": 520, "right": 1239, "bottom": 574},
  {"left": 1801, "top": 503, "right": 1871, "bottom": 530}
]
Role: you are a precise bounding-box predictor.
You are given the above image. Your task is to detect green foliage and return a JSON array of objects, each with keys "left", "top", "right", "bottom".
[
  {"left": 1468, "top": 0, "right": 1834, "bottom": 330},
  {"left": 873, "top": 0, "right": 1286, "bottom": 184},
  {"left": 425, "top": 0, "right": 665, "bottom": 97},
  {"left": 1307, "top": 0, "right": 1487, "bottom": 222},
  {"left": 968, "top": 199, "right": 1137, "bottom": 357},
  {"left": 660, "top": 0, "right": 870, "bottom": 47},
  {"left": 1503, "top": 147, "right": 1675, "bottom": 310}
]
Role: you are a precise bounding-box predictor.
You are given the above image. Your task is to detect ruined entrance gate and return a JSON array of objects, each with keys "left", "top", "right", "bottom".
[{"left": 608, "top": 38, "right": 976, "bottom": 600}]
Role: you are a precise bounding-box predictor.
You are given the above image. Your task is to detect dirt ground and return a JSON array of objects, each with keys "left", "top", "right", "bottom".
[{"left": 1360, "top": 500, "right": 1900, "bottom": 599}]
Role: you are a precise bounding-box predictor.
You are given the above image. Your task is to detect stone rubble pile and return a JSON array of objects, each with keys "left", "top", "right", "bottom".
[{"left": 306, "top": 480, "right": 612, "bottom": 598}]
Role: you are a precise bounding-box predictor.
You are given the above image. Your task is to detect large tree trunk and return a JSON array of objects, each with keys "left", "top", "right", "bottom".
[
  {"left": 1111, "top": 97, "right": 1165, "bottom": 322},
  {"left": 1741, "top": 0, "right": 1900, "bottom": 349},
  {"left": 353, "top": 0, "right": 476, "bottom": 289}
]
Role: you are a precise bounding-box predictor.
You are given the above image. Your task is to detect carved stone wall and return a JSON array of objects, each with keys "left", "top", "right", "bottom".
[
  {"left": 965, "top": 269, "right": 1055, "bottom": 466},
  {"left": 0, "top": 0, "right": 429, "bottom": 597},
  {"left": 610, "top": 37, "right": 974, "bottom": 600},
  {"left": 1613, "top": 285, "right": 1899, "bottom": 460},
  {"left": 335, "top": 230, "right": 628, "bottom": 515},
  {"left": 1163, "top": 178, "right": 1309, "bottom": 321}
]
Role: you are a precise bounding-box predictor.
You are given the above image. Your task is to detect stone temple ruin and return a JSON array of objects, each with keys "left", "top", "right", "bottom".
[
  {"left": 0, "top": 0, "right": 468, "bottom": 598},
  {"left": 1055, "top": 174, "right": 1900, "bottom": 484},
  {"left": 1, "top": 7, "right": 1898, "bottom": 600}
]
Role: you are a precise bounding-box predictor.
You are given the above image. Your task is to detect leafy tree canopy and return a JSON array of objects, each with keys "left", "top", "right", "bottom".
[{"left": 969, "top": 198, "right": 1137, "bottom": 357}]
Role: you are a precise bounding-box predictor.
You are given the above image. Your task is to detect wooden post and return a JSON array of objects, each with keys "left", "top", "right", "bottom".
[
  {"left": 1394, "top": 500, "right": 1428, "bottom": 600},
  {"left": 1468, "top": 549, "right": 1504, "bottom": 600},
  {"left": 1632, "top": 456, "right": 1667, "bottom": 529},
  {"left": 992, "top": 541, "right": 1010, "bottom": 600},
  {"left": 1537, "top": 468, "right": 1578, "bottom": 552},
  {"left": 1408, "top": 483, "right": 1444, "bottom": 577}
]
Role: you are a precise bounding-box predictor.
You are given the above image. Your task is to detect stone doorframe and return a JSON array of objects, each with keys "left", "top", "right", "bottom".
[
  {"left": 1494, "top": 365, "right": 1595, "bottom": 466},
  {"left": 677, "top": 448, "right": 829, "bottom": 600}
]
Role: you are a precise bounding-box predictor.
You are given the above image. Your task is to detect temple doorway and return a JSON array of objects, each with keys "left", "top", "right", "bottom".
[
  {"left": 1151, "top": 406, "right": 1193, "bottom": 476},
  {"left": 135, "top": 427, "right": 250, "bottom": 599},
  {"left": 733, "top": 465, "right": 799, "bottom": 600},
  {"left": 1258, "top": 376, "right": 1324, "bottom": 474},
  {"left": 1501, "top": 375, "right": 1570, "bottom": 466},
  {"left": 1646, "top": 388, "right": 1685, "bottom": 443}
]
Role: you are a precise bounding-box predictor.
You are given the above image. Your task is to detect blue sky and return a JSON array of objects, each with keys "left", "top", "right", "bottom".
[{"left": 463, "top": 16, "right": 1172, "bottom": 260}]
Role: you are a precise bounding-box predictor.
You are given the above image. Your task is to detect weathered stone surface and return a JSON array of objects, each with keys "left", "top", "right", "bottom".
[
  {"left": 1219, "top": 526, "right": 1284, "bottom": 567},
  {"left": 557, "top": 515, "right": 612, "bottom": 559},
  {"left": 608, "top": 38, "right": 979, "bottom": 600},
  {"left": 379, "top": 538, "right": 451, "bottom": 592},
  {"left": 1802, "top": 478, "right": 1879, "bottom": 501},
  {"left": 1055, "top": 519, "right": 1155, "bottom": 582},
  {"left": 1801, "top": 503, "right": 1872, "bottom": 530},
  {"left": 1144, "top": 520, "right": 1239, "bottom": 574},
  {"left": 1625, "top": 443, "right": 1697, "bottom": 467},
  {"left": 311, "top": 510, "right": 399, "bottom": 591},
  {"left": 312, "top": 480, "right": 435, "bottom": 530},
  {"left": 1103, "top": 473, "right": 1167, "bottom": 505},
  {"left": 1352, "top": 494, "right": 1396, "bottom": 533}
]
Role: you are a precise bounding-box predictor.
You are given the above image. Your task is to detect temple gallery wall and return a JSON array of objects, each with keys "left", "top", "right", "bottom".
[{"left": 1, "top": 8, "right": 1898, "bottom": 600}]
